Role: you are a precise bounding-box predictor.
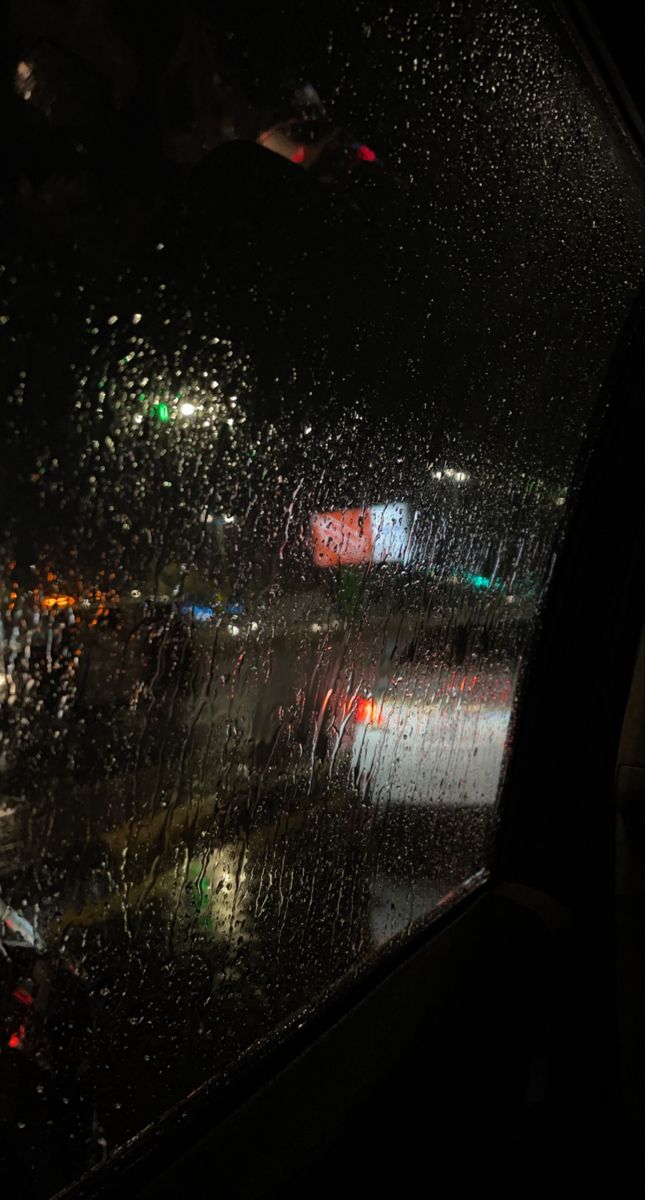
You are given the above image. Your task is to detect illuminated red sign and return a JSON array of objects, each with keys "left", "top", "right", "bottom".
[
  {"left": 311, "top": 508, "right": 373, "bottom": 567},
  {"left": 310, "top": 503, "right": 411, "bottom": 567}
]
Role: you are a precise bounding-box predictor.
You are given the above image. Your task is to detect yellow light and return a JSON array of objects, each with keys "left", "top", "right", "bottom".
[{"left": 42, "top": 595, "right": 75, "bottom": 609}]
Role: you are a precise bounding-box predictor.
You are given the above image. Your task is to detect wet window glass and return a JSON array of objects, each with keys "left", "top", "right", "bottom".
[{"left": 0, "top": 1, "right": 642, "bottom": 1194}]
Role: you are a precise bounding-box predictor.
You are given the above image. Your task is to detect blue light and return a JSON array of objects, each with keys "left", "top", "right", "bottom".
[
  {"left": 225, "top": 599, "right": 245, "bottom": 617},
  {"left": 181, "top": 604, "right": 214, "bottom": 623}
]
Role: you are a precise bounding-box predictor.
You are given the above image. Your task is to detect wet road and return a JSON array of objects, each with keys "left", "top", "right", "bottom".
[{"left": 1, "top": 614, "right": 517, "bottom": 1195}]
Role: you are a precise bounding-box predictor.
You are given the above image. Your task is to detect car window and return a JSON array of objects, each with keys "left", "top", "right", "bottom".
[{"left": 0, "top": 1, "right": 642, "bottom": 1194}]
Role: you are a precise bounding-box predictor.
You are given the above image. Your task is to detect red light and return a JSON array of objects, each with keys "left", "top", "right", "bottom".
[
  {"left": 291, "top": 146, "right": 306, "bottom": 163},
  {"left": 12, "top": 987, "right": 33, "bottom": 1007},
  {"left": 8, "top": 1025, "right": 26, "bottom": 1050},
  {"left": 355, "top": 144, "right": 377, "bottom": 162},
  {"left": 355, "top": 696, "right": 383, "bottom": 725}
]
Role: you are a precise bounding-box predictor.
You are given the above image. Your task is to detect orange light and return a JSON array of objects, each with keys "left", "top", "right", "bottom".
[
  {"left": 355, "top": 696, "right": 383, "bottom": 725},
  {"left": 42, "top": 595, "right": 75, "bottom": 609}
]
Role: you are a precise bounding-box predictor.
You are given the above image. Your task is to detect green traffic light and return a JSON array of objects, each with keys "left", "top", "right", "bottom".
[{"left": 147, "top": 400, "right": 170, "bottom": 422}]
